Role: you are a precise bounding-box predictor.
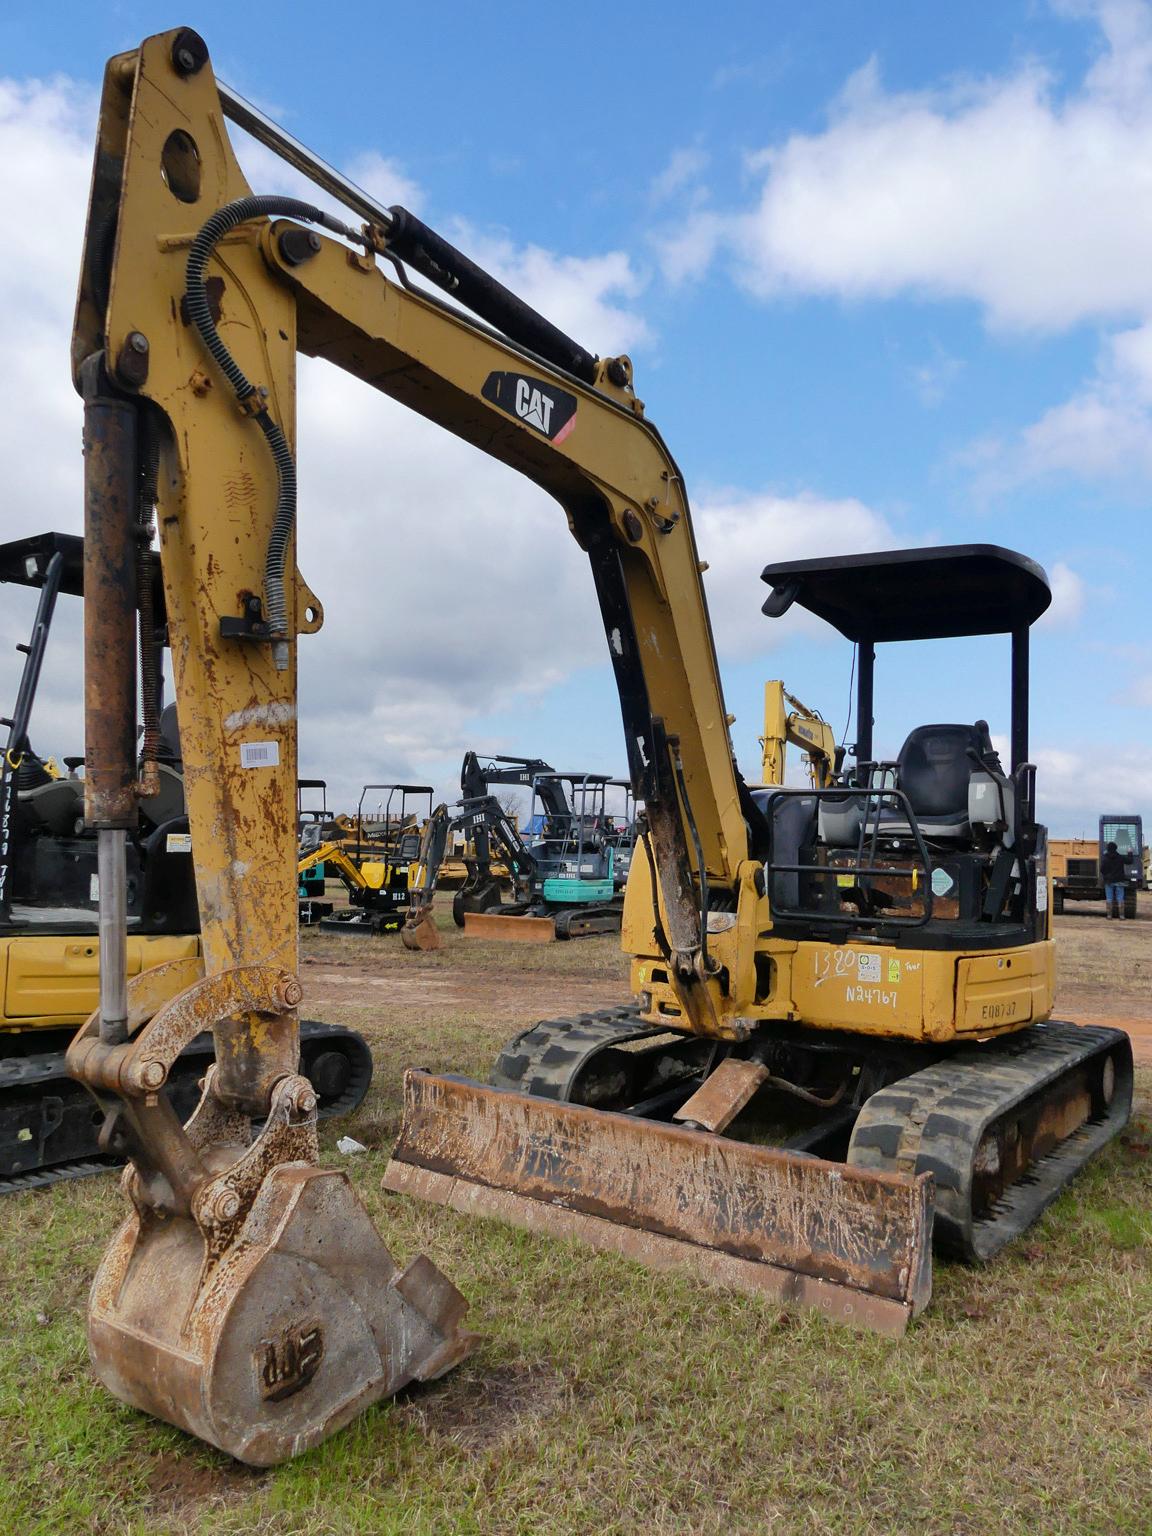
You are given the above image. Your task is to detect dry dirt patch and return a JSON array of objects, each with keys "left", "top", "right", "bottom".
[
  {"left": 398, "top": 1361, "right": 570, "bottom": 1454},
  {"left": 143, "top": 1450, "right": 267, "bottom": 1522},
  {"left": 1054, "top": 892, "right": 1152, "bottom": 1062}
]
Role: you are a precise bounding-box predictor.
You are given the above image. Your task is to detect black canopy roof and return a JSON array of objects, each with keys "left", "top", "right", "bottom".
[
  {"left": 0, "top": 531, "right": 166, "bottom": 618},
  {"left": 0, "top": 532, "right": 86, "bottom": 596},
  {"left": 760, "top": 544, "right": 1051, "bottom": 643}
]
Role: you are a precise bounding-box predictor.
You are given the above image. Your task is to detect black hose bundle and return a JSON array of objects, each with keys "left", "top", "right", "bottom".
[
  {"left": 136, "top": 408, "right": 162, "bottom": 769},
  {"left": 184, "top": 196, "right": 364, "bottom": 662}
]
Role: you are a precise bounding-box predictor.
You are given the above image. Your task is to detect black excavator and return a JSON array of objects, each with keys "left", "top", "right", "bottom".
[
  {"left": 444, "top": 753, "right": 624, "bottom": 939},
  {"left": 0, "top": 533, "right": 372, "bottom": 1190}
]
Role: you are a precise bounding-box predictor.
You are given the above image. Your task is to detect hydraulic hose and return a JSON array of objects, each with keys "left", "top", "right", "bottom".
[
  {"left": 184, "top": 196, "right": 365, "bottom": 666},
  {"left": 136, "top": 409, "right": 161, "bottom": 779}
]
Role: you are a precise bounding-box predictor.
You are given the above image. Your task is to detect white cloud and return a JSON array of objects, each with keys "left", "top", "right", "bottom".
[
  {"left": 229, "top": 125, "right": 424, "bottom": 219},
  {"left": 908, "top": 346, "right": 963, "bottom": 408},
  {"left": 650, "top": 147, "right": 710, "bottom": 206},
  {"left": 1040, "top": 561, "right": 1087, "bottom": 626},
  {"left": 694, "top": 489, "right": 910, "bottom": 657},
  {"left": 1035, "top": 741, "right": 1152, "bottom": 834},
  {"left": 0, "top": 77, "right": 93, "bottom": 544},
  {"left": 720, "top": 5, "right": 1152, "bottom": 332},
  {"left": 661, "top": 1, "right": 1152, "bottom": 490},
  {"left": 0, "top": 73, "right": 648, "bottom": 808},
  {"left": 446, "top": 222, "right": 650, "bottom": 357},
  {"left": 982, "top": 318, "right": 1152, "bottom": 486},
  {"left": 344, "top": 150, "right": 423, "bottom": 213}
]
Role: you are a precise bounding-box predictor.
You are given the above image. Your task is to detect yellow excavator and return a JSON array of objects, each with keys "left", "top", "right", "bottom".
[
  {"left": 760, "top": 679, "right": 839, "bottom": 787},
  {"left": 296, "top": 790, "right": 429, "bottom": 934},
  {"left": 67, "top": 30, "right": 1131, "bottom": 1463}
]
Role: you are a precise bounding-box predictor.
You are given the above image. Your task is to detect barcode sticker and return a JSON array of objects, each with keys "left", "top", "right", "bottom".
[{"left": 240, "top": 741, "right": 280, "bottom": 769}]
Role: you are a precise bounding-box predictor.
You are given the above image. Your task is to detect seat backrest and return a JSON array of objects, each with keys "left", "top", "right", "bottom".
[
  {"left": 751, "top": 787, "right": 818, "bottom": 910},
  {"left": 16, "top": 776, "right": 84, "bottom": 836},
  {"left": 896, "top": 724, "right": 987, "bottom": 818},
  {"left": 158, "top": 702, "right": 183, "bottom": 767}
]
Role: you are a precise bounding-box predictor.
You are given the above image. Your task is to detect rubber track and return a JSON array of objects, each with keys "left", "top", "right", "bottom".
[
  {"left": 553, "top": 905, "right": 623, "bottom": 940},
  {"left": 848, "top": 1020, "right": 1133, "bottom": 1260},
  {"left": 1, "top": 1019, "right": 374, "bottom": 1194},
  {"left": 492, "top": 1005, "right": 659, "bottom": 1097}
]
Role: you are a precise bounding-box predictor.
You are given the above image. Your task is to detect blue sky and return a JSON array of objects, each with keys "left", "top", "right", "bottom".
[{"left": 2, "top": 1, "right": 1150, "bottom": 835}]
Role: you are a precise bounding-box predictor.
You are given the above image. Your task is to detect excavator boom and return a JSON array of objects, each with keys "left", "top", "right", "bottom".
[{"left": 67, "top": 33, "right": 474, "bottom": 1464}]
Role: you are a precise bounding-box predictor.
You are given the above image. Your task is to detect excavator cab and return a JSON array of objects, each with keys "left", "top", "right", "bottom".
[{"left": 756, "top": 544, "right": 1050, "bottom": 943}]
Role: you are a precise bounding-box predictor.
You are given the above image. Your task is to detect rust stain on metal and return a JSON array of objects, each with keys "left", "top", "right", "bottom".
[
  {"left": 462, "top": 912, "right": 557, "bottom": 943},
  {"left": 82, "top": 387, "right": 141, "bottom": 827},
  {"left": 673, "top": 1058, "right": 770, "bottom": 1133},
  {"left": 386, "top": 1070, "right": 934, "bottom": 1324}
]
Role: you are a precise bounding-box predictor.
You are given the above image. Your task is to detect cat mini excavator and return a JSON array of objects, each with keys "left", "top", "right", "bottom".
[{"left": 69, "top": 30, "right": 1131, "bottom": 1460}]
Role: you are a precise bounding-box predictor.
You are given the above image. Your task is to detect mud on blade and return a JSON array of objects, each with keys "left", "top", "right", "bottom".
[{"left": 384, "top": 1070, "right": 934, "bottom": 1337}]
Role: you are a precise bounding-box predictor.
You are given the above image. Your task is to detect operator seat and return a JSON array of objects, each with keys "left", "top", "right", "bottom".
[
  {"left": 819, "top": 722, "right": 1009, "bottom": 848},
  {"left": 878, "top": 724, "right": 990, "bottom": 840}
]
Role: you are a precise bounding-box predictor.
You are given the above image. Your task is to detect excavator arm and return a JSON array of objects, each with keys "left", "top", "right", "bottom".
[
  {"left": 760, "top": 680, "right": 840, "bottom": 788},
  {"left": 71, "top": 32, "right": 749, "bottom": 1041}
]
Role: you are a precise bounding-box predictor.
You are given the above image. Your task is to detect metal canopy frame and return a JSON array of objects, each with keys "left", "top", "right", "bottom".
[{"left": 760, "top": 544, "right": 1052, "bottom": 771}]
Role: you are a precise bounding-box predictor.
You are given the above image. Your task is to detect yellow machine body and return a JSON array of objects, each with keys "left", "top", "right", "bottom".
[
  {"left": 621, "top": 838, "right": 1056, "bottom": 1044},
  {"left": 0, "top": 934, "right": 198, "bottom": 1029}
]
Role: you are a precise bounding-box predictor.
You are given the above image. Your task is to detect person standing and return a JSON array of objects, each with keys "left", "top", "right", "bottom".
[{"left": 1101, "top": 841, "right": 1127, "bottom": 918}]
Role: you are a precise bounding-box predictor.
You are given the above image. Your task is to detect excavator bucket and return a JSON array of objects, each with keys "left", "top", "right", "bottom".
[
  {"left": 463, "top": 912, "right": 557, "bottom": 943},
  {"left": 67, "top": 968, "right": 475, "bottom": 1466},
  {"left": 401, "top": 903, "right": 441, "bottom": 951},
  {"left": 385, "top": 1070, "right": 934, "bottom": 1337},
  {"left": 90, "top": 1158, "right": 474, "bottom": 1465}
]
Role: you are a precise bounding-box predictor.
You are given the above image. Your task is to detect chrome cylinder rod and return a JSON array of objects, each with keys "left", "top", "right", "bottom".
[
  {"left": 217, "top": 82, "right": 397, "bottom": 234},
  {"left": 97, "top": 828, "right": 129, "bottom": 1045}
]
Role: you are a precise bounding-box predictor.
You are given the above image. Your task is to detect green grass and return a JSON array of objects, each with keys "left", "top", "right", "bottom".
[{"left": 3, "top": 929, "right": 1152, "bottom": 1535}]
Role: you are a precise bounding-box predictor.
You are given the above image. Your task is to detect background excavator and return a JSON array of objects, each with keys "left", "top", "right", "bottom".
[
  {"left": 408, "top": 752, "right": 628, "bottom": 942},
  {"left": 760, "top": 679, "right": 840, "bottom": 787},
  {"left": 298, "top": 783, "right": 432, "bottom": 935},
  {"left": 0, "top": 534, "right": 371, "bottom": 1190},
  {"left": 67, "top": 29, "right": 1132, "bottom": 1462},
  {"left": 450, "top": 751, "right": 554, "bottom": 922}
]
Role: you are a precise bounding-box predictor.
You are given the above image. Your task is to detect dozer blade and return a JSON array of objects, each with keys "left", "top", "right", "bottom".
[
  {"left": 462, "top": 912, "right": 557, "bottom": 943},
  {"left": 401, "top": 905, "right": 441, "bottom": 951},
  {"left": 90, "top": 1160, "right": 474, "bottom": 1466},
  {"left": 385, "top": 1070, "right": 934, "bottom": 1337}
]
